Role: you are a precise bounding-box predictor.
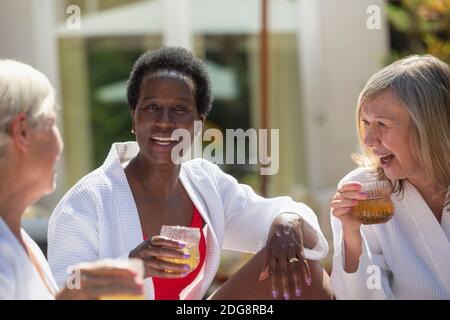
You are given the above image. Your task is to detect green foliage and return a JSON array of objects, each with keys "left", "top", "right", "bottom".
[
  {"left": 87, "top": 43, "right": 141, "bottom": 167},
  {"left": 386, "top": 0, "right": 450, "bottom": 64}
]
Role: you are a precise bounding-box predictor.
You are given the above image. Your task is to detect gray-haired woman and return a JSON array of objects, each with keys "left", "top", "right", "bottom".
[{"left": 0, "top": 60, "right": 143, "bottom": 300}]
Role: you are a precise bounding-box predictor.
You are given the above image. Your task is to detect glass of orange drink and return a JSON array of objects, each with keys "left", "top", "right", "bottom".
[
  {"left": 159, "top": 225, "right": 201, "bottom": 273},
  {"left": 350, "top": 180, "right": 394, "bottom": 225}
]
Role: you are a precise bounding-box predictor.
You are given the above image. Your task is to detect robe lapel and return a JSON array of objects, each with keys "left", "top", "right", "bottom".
[
  {"left": 179, "top": 165, "right": 221, "bottom": 299},
  {"left": 103, "top": 142, "right": 156, "bottom": 299},
  {"left": 401, "top": 181, "right": 450, "bottom": 292}
]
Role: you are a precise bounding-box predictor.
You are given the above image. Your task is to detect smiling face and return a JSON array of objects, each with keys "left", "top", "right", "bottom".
[
  {"left": 132, "top": 76, "right": 203, "bottom": 165},
  {"left": 360, "top": 90, "right": 425, "bottom": 182}
]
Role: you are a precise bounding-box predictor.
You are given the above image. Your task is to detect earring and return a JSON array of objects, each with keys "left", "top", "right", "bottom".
[{"left": 131, "top": 128, "right": 135, "bottom": 134}]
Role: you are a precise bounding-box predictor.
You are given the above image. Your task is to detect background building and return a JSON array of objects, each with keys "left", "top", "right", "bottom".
[{"left": 1, "top": 0, "right": 448, "bottom": 293}]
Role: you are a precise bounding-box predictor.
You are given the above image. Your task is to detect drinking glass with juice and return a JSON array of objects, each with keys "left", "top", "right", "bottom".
[
  {"left": 350, "top": 180, "right": 394, "bottom": 225},
  {"left": 159, "top": 225, "right": 201, "bottom": 272}
]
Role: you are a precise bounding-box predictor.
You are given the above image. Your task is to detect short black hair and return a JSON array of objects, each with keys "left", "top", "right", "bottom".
[{"left": 126, "top": 47, "right": 213, "bottom": 117}]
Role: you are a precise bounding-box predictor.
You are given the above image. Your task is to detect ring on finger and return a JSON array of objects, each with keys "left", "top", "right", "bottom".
[{"left": 288, "top": 257, "right": 299, "bottom": 264}]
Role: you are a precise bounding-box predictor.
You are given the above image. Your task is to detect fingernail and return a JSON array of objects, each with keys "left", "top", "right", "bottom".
[
  {"left": 283, "top": 293, "right": 290, "bottom": 300},
  {"left": 295, "top": 288, "right": 302, "bottom": 297},
  {"left": 272, "top": 290, "right": 278, "bottom": 299},
  {"left": 129, "top": 270, "right": 137, "bottom": 276},
  {"left": 306, "top": 275, "right": 312, "bottom": 287},
  {"left": 183, "top": 265, "right": 190, "bottom": 271},
  {"left": 183, "top": 253, "right": 190, "bottom": 258},
  {"left": 181, "top": 272, "right": 188, "bottom": 277},
  {"left": 258, "top": 271, "right": 268, "bottom": 281},
  {"left": 178, "top": 242, "right": 186, "bottom": 248}
]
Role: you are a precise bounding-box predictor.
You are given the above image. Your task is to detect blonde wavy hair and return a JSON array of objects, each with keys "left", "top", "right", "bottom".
[
  {"left": 0, "top": 60, "right": 56, "bottom": 157},
  {"left": 353, "top": 55, "right": 450, "bottom": 201}
]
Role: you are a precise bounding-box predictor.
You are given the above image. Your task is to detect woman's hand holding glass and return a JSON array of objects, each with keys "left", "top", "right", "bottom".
[
  {"left": 129, "top": 235, "right": 193, "bottom": 278},
  {"left": 331, "top": 181, "right": 395, "bottom": 273},
  {"left": 158, "top": 225, "right": 201, "bottom": 272},
  {"left": 332, "top": 180, "right": 394, "bottom": 229},
  {"left": 331, "top": 182, "right": 368, "bottom": 232},
  {"left": 56, "top": 259, "right": 144, "bottom": 300}
]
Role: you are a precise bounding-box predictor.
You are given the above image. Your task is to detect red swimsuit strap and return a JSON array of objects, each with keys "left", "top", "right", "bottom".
[{"left": 147, "top": 205, "right": 206, "bottom": 300}]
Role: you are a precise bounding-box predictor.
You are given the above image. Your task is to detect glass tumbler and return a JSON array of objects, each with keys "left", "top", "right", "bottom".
[
  {"left": 350, "top": 180, "right": 394, "bottom": 225},
  {"left": 159, "top": 225, "right": 201, "bottom": 272}
]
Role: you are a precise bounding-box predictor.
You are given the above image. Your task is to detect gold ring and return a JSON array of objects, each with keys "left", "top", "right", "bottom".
[{"left": 288, "top": 257, "right": 299, "bottom": 263}]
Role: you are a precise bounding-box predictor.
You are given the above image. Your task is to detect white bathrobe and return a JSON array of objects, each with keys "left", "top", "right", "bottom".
[
  {"left": 0, "top": 218, "right": 58, "bottom": 300},
  {"left": 331, "top": 168, "right": 450, "bottom": 300},
  {"left": 48, "top": 142, "right": 328, "bottom": 300}
]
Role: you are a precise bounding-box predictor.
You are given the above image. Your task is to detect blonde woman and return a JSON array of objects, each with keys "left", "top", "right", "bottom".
[
  {"left": 330, "top": 55, "right": 450, "bottom": 299},
  {"left": 0, "top": 60, "right": 143, "bottom": 299}
]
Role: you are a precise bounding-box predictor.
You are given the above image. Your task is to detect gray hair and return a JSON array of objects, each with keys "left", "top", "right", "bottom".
[
  {"left": 0, "top": 60, "right": 56, "bottom": 156},
  {"left": 354, "top": 55, "right": 450, "bottom": 197}
]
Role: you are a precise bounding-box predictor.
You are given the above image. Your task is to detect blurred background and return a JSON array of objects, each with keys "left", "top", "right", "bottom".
[{"left": 0, "top": 0, "right": 448, "bottom": 296}]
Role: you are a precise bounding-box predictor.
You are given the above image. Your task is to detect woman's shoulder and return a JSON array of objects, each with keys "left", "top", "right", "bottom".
[
  {"left": 62, "top": 168, "right": 112, "bottom": 202},
  {"left": 50, "top": 167, "right": 114, "bottom": 221},
  {"left": 0, "top": 239, "right": 17, "bottom": 298},
  {"left": 182, "top": 158, "right": 221, "bottom": 176},
  {"left": 181, "top": 159, "right": 231, "bottom": 193},
  {"left": 65, "top": 142, "right": 135, "bottom": 200},
  {"left": 338, "top": 167, "right": 378, "bottom": 186},
  {"left": 0, "top": 220, "right": 23, "bottom": 261},
  {"left": 0, "top": 222, "right": 26, "bottom": 295},
  {"left": 0, "top": 232, "right": 17, "bottom": 274}
]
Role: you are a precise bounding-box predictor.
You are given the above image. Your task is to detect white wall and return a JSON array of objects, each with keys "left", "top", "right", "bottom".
[
  {"left": 297, "top": 0, "right": 388, "bottom": 191},
  {"left": 296, "top": 0, "right": 389, "bottom": 257}
]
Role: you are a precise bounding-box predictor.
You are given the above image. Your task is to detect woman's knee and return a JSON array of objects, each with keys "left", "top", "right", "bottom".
[
  {"left": 209, "top": 248, "right": 334, "bottom": 300},
  {"left": 299, "top": 259, "right": 334, "bottom": 300}
]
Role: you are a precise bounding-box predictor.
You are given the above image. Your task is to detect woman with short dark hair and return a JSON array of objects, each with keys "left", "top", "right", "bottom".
[{"left": 48, "top": 47, "right": 333, "bottom": 300}]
